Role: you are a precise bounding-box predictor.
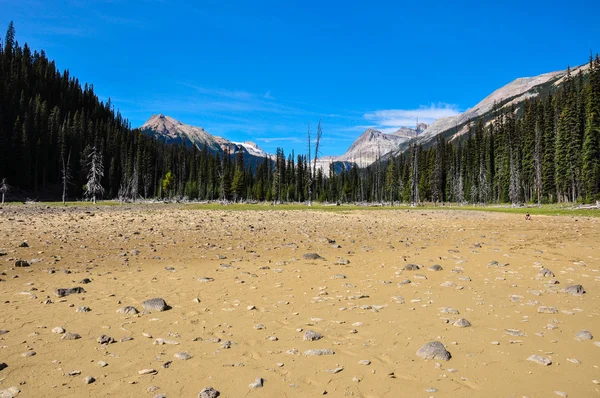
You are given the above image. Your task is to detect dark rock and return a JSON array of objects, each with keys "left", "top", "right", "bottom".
[
  {"left": 416, "top": 341, "right": 451, "bottom": 361},
  {"left": 403, "top": 264, "right": 420, "bottom": 271},
  {"left": 453, "top": 318, "right": 471, "bottom": 328},
  {"left": 79, "top": 278, "right": 92, "bottom": 284},
  {"left": 428, "top": 264, "right": 443, "bottom": 271},
  {"left": 97, "top": 335, "right": 115, "bottom": 345},
  {"left": 539, "top": 268, "right": 554, "bottom": 277},
  {"left": 76, "top": 306, "right": 91, "bottom": 313},
  {"left": 19, "top": 242, "right": 29, "bottom": 248},
  {"left": 142, "top": 298, "right": 168, "bottom": 311},
  {"left": 83, "top": 376, "right": 95, "bottom": 384},
  {"left": 0, "top": 363, "right": 7, "bottom": 371},
  {"left": 54, "top": 287, "right": 85, "bottom": 297},
  {"left": 14, "top": 260, "right": 29, "bottom": 267}
]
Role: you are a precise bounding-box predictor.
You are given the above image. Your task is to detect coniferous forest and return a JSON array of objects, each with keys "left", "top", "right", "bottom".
[{"left": 1, "top": 22, "right": 599, "bottom": 204}]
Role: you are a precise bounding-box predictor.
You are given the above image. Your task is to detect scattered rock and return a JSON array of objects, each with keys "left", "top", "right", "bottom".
[
  {"left": 61, "top": 332, "right": 81, "bottom": 340},
  {"left": 14, "top": 260, "right": 29, "bottom": 267},
  {"left": 52, "top": 326, "right": 65, "bottom": 334},
  {"left": 428, "top": 264, "right": 443, "bottom": 271},
  {"left": 564, "top": 285, "right": 586, "bottom": 295},
  {"left": 83, "top": 376, "right": 95, "bottom": 384},
  {"left": 117, "top": 306, "right": 139, "bottom": 315},
  {"left": 139, "top": 369, "right": 158, "bottom": 375},
  {"left": 198, "top": 277, "right": 214, "bottom": 283},
  {"left": 97, "top": 335, "right": 115, "bottom": 345},
  {"left": 142, "top": 298, "right": 168, "bottom": 312},
  {"left": 403, "top": 263, "right": 420, "bottom": 271},
  {"left": 303, "top": 253, "right": 323, "bottom": 260},
  {"left": 174, "top": 352, "right": 192, "bottom": 360},
  {"left": 249, "top": 377, "right": 264, "bottom": 389},
  {"left": 21, "top": 351, "right": 36, "bottom": 357},
  {"left": 358, "top": 360, "right": 371, "bottom": 365},
  {"left": 304, "top": 349, "right": 335, "bottom": 356},
  {"left": 303, "top": 330, "right": 323, "bottom": 341},
  {"left": 97, "top": 361, "right": 108, "bottom": 367},
  {"left": 527, "top": 355, "right": 552, "bottom": 366},
  {"left": 0, "top": 387, "right": 20, "bottom": 398},
  {"left": 76, "top": 306, "right": 91, "bottom": 313},
  {"left": 79, "top": 278, "right": 92, "bottom": 284},
  {"left": 453, "top": 318, "right": 471, "bottom": 328},
  {"left": 539, "top": 268, "right": 555, "bottom": 277},
  {"left": 537, "top": 306, "right": 558, "bottom": 314},
  {"left": 19, "top": 242, "right": 29, "bottom": 248},
  {"left": 198, "top": 387, "right": 220, "bottom": 398},
  {"left": 575, "top": 330, "right": 593, "bottom": 340},
  {"left": 54, "top": 287, "right": 85, "bottom": 297},
  {"left": 416, "top": 341, "right": 451, "bottom": 361}
]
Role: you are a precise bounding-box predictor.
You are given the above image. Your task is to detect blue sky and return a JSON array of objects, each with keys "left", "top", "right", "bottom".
[{"left": 1, "top": 0, "right": 598, "bottom": 156}]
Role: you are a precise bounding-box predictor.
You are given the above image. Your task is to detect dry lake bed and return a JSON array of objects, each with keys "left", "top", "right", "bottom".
[{"left": 0, "top": 205, "right": 599, "bottom": 397}]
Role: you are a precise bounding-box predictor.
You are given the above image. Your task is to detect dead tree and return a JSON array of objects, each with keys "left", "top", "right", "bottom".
[
  {"left": 61, "top": 150, "right": 72, "bottom": 204},
  {"left": 0, "top": 178, "right": 9, "bottom": 204},
  {"left": 306, "top": 120, "right": 323, "bottom": 206},
  {"left": 85, "top": 146, "right": 105, "bottom": 204}
]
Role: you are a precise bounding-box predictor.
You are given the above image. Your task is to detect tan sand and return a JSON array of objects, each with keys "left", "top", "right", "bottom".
[{"left": 0, "top": 205, "right": 599, "bottom": 397}]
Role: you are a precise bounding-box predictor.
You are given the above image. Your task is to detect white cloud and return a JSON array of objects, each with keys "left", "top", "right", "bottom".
[{"left": 363, "top": 103, "right": 460, "bottom": 129}]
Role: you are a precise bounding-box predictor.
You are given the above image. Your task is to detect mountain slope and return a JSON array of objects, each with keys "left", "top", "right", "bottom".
[{"left": 140, "top": 114, "right": 272, "bottom": 166}]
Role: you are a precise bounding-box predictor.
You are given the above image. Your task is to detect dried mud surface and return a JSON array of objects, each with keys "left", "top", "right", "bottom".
[{"left": 0, "top": 205, "right": 599, "bottom": 397}]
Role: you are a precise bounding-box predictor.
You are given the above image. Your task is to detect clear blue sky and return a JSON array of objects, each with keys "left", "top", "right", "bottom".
[{"left": 1, "top": 0, "right": 598, "bottom": 156}]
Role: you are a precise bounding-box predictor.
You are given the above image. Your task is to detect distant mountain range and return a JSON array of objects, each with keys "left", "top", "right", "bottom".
[
  {"left": 139, "top": 63, "right": 589, "bottom": 169},
  {"left": 140, "top": 114, "right": 271, "bottom": 166}
]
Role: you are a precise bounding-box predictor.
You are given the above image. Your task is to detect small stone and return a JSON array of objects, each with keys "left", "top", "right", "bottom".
[
  {"left": 52, "top": 327, "right": 65, "bottom": 334},
  {"left": 142, "top": 298, "right": 168, "bottom": 312},
  {"left": 453, "top": 318, "right": 471, "bottom": 328},
  {"left": 14, "top": 260, "right": 29, "bottom": 267},
  {"left": 527, "top": 355, "right": 552, "bottom": 366},
  {"left": 97, "top": 335, "right": 115, "bottom": 345},
  {"left": 564, "top": 285, "right": 585, "bottom": 295},
  {"left": 428, "top": 264, "right": 443, "bottom": 271},
  {"left": 68, "top": 370, "right": 81, "bottom": 376},
  {"left": 83, "top": 376, "right": 95, "bottom": 384},
  {"left": 19, "top": 242, "right": 29, "bottom": 248},
  {"left": 249, "top": 377, "right": 264, "bottom": 389},
  {"left": 304, "top": 349, "right": 335, "bottom": 356},
  {"left": 0, "top": 387, "right": 20, "bottom": 398},
  {"left": 537, "top": 306, "right": 558, "bottom": 314},
  {"left": 117, "top": 306, "right": 139, "bottom": 315},
  {"left": 426, "top": 388, "right": 438, "bottom": 393},
  {"left": 303, "top": 330, "right": 323, "bottom": 341},
  {"left": 198, "top": 387, "right": 220, "bottom": 398},
  {"left": 61, "top": 332, "right": 81, "bottom": 340},
  {"left": 326, "top": 367, "right": 343, "bottom": 374},
  {"left": 416, "top": 341, "right": 451, "bottom": 361},
  {"left": 247, "top": 305, "right": 256, "bottom": 310},
  {"left": 139, "top": 369, "right": 158, "bottom": 375},
  {"left": 303, "top": 253, "right": 323, "bottom": 260},
  {"left": 79, "top": 278, "right": 92, "bottom": 284},
  {"left": 539, "top": 268, "right": 554, "bottom": 277},
  {"left": 21, "top": 351, "right": 36, "bottom": 357},
  {"left": 54, "top": 287, "right": 85, "bottom": 297},
  {"left": 76, "top": 306, "right": 91, "bottom": 313},
  {"left": 403, "top": 263, "right": 420, "bottom": 271},
  {"left": 97, "top": 361, "right": 108, "bottom": 367},
  {"left": 554, "top": 391, "right": 568, "bottom": 397},
  {"left": 358, "top": 360, "right": 371, "bottom": 365},
  {"left": 198, "top": 277, "right": 215, "bottom": 283},
  {"left": 120, "top": 336, "right": 133, "bottom": 343},
  {"left": 174, "top": 352, "right": 192, "bottom": 360},
  {"left": 575, "top": 330, "right": 593, "bottom": 340}
]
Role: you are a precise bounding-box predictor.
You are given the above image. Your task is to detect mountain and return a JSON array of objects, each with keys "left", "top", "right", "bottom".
[
  {"left": 140, "top": 114, "right": 272, "bottom": 166},
  {"left": 388, "top": 63, "right": 591, "bottom": 157},
  {"left": 319, "top": 123, "right": 427, "bottom": 168}
]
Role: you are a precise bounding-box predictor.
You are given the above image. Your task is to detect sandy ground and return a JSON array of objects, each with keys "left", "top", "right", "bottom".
[{"left": 0, "top": 205, "right": 599, "bottom": 398}]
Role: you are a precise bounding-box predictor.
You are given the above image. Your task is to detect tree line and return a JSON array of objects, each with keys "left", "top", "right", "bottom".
[{"left": 0, "top": 22, "right": 598, "bottom": 204}]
